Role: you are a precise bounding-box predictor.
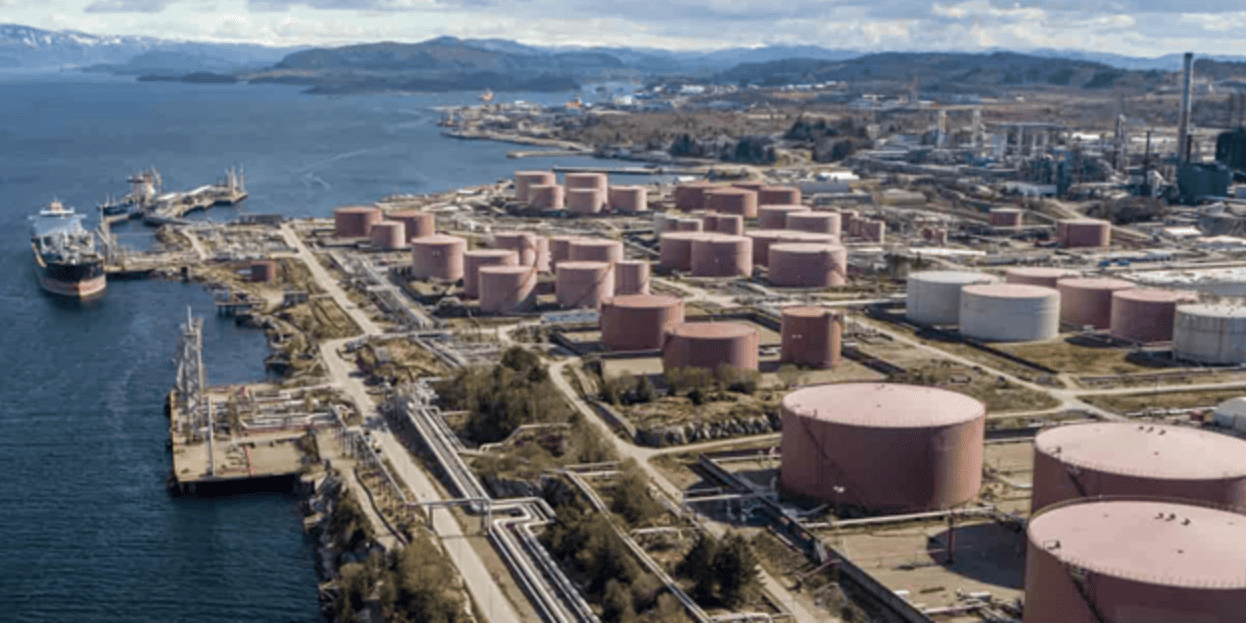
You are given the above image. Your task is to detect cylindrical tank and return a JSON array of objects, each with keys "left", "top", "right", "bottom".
[
  {"left": 1030, "top": 422, "right": 1246, "bottom": 512},
  {"left": 556, "top": 261, "right": 614, "bottom": 309},
  {"left": 690, "top": 234, "right": 752, "bottom": 277},
  {"left": 333, "top": 206, "right": 382, "bottom": 238},
  {"left": 600, "top": 294, "right": 685, "bottom": 351},
  {"left": 747, "top": 230, "right": 838, "bottom": 268},
  {"left": 758, "top": 186, "right": 801, "bottom": 205},
  {"left": 1110, "top": 288, "right": 1199, "bottom": 343},
  {"left": 533, "top": 236, "right": 551, "bottom": 272},
  {"left": 842, "top": 210, "right": 860, "bottom": 236},
  {"left": 662, "top": 322, "right": 760, "bottom": 374},
  {"left": 703, "top": 187, "right": 758, "bottom": 218},
  {"left": 1005, "top": 266, "right": 1079, "bottom": 288},
  {"left": 768, "top": 243, "right": 848, "bottom": 287},
  {"left": 566, "top": 188, "right": 606, "bottom": 214},
  {"left": 569, "top": 238, "right": 624, "bottom": 264},
  {"left": 714, "top": 214, "right": 744, "bottom": 235},
  {"left": 674, "top": 181, "right": 722, "bottom": 210},
  {"left": 989, "top": 208, "right": 1023, "bottom": 226},
  {"left": 608, "top": 185, "right": 647, "bottom": 213},
  {"left": 1056, "top": 277, "right": 1135, "bottom": 329},
  {"left": 1057, "top": 218, "right": 1112, "bottom": 248},
  {"left": 387, "top": 210, "right": 435, "bottom": 240},
  {"left": 369, "top": 220, "right": 407, "bottom": 250},
  {"left": 1173, "top": 303, "right": 1246, "bottom": 364},
  {"left": 671, "top": 217, "right": 704, "bottom": 232},
  {"left": 479, "top": 265, "right": 537, "bottom": 315},
  {"left": 492, "top": 231, "right": 539, "bottom": 267},
  {"left": 659, "top": 232, "right": 710, "bottom": 272},
  {"left": 249, "top": 260, "right": 277, "bottom": 283},
  {"left": 410, "top": 234, "right": 467, "bottom": 281},
  {"left": 906, "top": 271, "right": 1000, "bottom": 325},
  {"left": 702, "top": 213, "right": 719, "bottom": 232},
  {"left": 959, "top": 283, "right": 1060, "bottom": 342},
  {"left": 528, "top": 184, "right": 565, "bottom": 210},
  {"left": 780, "top": 383, "right": 985, "bottom": 512},
  {"left": 548, "top": 235, "right": 582, "bottom": 268},
  {"left": 858, "top": 218, "right": 886, "bottom": 243},
  {"left": 463, "top": 249, "right": 518, "bottom": 299},
  {"left": 614, "top": 260, "right": 650, "bottom": 295},
  {"left": 564, "top": 171, "right": 608, "bottom": 191},
  {"left": 787, "top": 211, "right": 841, "bottom": 236},
  {"left": 758, "top": 204, "right": 810, "bottom": 229},
  {"left": 732, "top": 181, "right": 765, "bottom": 192},
  {"left": 780, "top": 306, "right": 842, "bottom": 368},
  {"left": 1023, "top": 498, "right": 1246, "bottom": 622},
  {"left": 514, "top": 171, "right": 556, "bottom": 202}
]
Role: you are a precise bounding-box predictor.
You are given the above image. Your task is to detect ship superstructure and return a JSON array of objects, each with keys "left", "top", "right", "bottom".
[{"left": 30, "top": 200, "right": 106, "bottom": 298}]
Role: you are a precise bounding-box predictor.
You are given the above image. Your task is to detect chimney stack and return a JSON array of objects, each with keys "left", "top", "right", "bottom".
[{"left": 1178, "top": 52, "right": 1195, "bottom": 163}]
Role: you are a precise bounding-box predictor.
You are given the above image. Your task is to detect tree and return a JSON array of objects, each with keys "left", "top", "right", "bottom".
[
  {"left": 679, "top": 533, "right": 719, "bottom": 600},
  {"left": 610, "top": 459, "right": 662, "bottom": 526},
  {"left": 713, "top": 533, "right": 760, "bottom": 608},
  {"left": 602, "top": 579, "right": 636, "bottom": 623}
]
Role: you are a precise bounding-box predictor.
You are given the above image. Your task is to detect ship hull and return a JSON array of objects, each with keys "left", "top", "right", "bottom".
[{"left": 34, "top": 256, "right": 107, "bottom": 299}]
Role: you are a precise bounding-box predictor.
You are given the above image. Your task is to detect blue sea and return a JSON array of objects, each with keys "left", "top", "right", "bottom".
[{"left": 0, "top": 72, "right": 612, "bottom": 621}]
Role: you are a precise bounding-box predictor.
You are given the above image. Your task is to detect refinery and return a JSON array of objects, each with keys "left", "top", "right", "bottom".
[{"left": 56, "top": 49, "right": 1246, "bottom": 624}]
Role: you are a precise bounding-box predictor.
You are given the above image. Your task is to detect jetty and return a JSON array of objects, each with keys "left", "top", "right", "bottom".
[{"left": 143, "top": 168, "right": 248, "bottom": 225}]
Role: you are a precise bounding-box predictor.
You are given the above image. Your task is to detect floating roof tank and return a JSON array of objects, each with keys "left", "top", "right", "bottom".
[
  {"left": 786, "top": 211, "right": 841, "bottom": 236},
  {"left": 714, "top": 214, "right": 744, "bottom": 235},
  {"left": 906, "top": 271, "right": 999, "bottom": 325},
  {"left": 556, "top": 261, "right": 614, "bottom": 309},
  {"left": 614, "top": 260, "right": 651, "bottom": 295},
  {"left": 1005, "top": 266, "right": 1079, "bottom": 288},
  {"left": 608, "top": 185, "right": 647, "bottom": 213},
  {"left": 463, "top": 249, "right": 518, "bottom": 299},
  {"left": 989, "top": 208, "right": 1023, "bottom": 226},
  {"left": 768, "top": 243, "right": 848, "bottom": 287},
  {"left": 1173, "top": 303, "right": 1246, "bottom": 364},
  {"left": 1031, "top": 422, "right": 1246, "bottom": 512},
  {"left": 662, "top": 322, "right": 759, "bottom": 375},
  {"left": 690, "top": 234, "right": 753, "bottom": 277},
  {"left": 959, "top": 283, "right": 1060, "bottom": 342},
  {"left": 514, "top": 171, "right": 556, "bottom": 203},
  {"left": 758, "top": 204, "right": 810, "bottom": 229},
  {"left": 334, "top": 206, "right": 382, "bottom": 238},
  {"left": 780, "top": 383, "right": 985, "bottom": 512},
  {"left": 758, "top": 185, "right": 801, "bottom": 205},
  {"left": 659, "top": 231, "right": 711, "bottom": 272},
  {"left": 528, "top": 184, "right": 565, "bottom": 210},
  {"left": 249, "top": 260, "right": 277, "bottom": 283},
  {"left": 1110, "top": 288, "right": 1199, "bottom": 343},
  {"left": 387, "top": 210, "right": 435, "bottom": 241},
  {"left": 479, "top": 266, "right": 537, "bottom": 315},
  {"left": 1024, "top": 498, "right": 1246, "bottom": 622},
  {"left": 569, "top": 238, "right": 624, "bottom": 264},
  {"left": 746, "top": 230, "right": 838, "bottom": 268},
  {"left": 492, "top": 231, "right": 538, "bottom": 267},
  {"left": 674, "top": 181, "right": 722, "bottom": 210},
  {"left": 1056, "top": 276, "right": 1135, "bottom": 329},
  {"left": 780, "top": 306, "right": 842, "bottom": 368},
  {"left": 369, "top": 220, "right": 407, "bottom": 250},
  {"left": 600, "top": 294, "right": 685, "bottom": 351},
  {"left": 567, "top": 188, "right": 606, "bottom": 214},
  {"left": 410, "top": 234, "right": 467, "bottom": 281},
  {"left": 703, "top": 187, "right": 758, "bottom": 218},
  {"left": 547, "top": 235, "right": 582, "bottom": 269},
  {"left": 564, "top": 171, "right": 608, "bottom": 191},
  {"left": 1056, "top": 218, "right": 1112, "bottom": 248}
]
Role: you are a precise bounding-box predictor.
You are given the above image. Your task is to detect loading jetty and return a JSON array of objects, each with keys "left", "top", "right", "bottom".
[{"left": 99, "top": 167, "right": 248, "bottom": 228}]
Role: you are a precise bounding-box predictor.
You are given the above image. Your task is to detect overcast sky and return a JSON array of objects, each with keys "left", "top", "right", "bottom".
[{"left": 7, "top": 0, "right": 1246, "bottom": 56}]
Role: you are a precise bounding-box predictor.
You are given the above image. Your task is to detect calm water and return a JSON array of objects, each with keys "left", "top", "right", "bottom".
[{"left": 0, "top": 72, "right": 605, "bottom": 621}]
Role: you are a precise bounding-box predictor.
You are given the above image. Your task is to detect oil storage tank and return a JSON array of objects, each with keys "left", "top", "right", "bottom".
[
  {"left": 1031, "top": 422, "right": 1246, "bottom": 512},
  {"left": 989, "top": 208, "right": 1023, "bottom": 226},
  {"left": 388, "top": 210, "right": 435, "bottom": 240},
  {"left": 674, "top": 181, "right": 721, "bottom": 210},
  {"left": 690, "top": 234, "right": 752, "bottom": 277},
  {"left": 614, "top": 260, "right": 650, "bottom": 295},
  {"left": 1110, "top": 288, "right": 1199, "bottom": 343},
  {"left": 463, "top": 249, "right": 518, "bottom": 299},
  {"left": 334, "top": 206, "right": 381, "bottom": 238},
  {"left": 906, "top": 271, "right": 999, "bottom": 325},
  {"left": 747, "top": 230, "right": 838, "bottom": 268},
  {"left": 548, "top": 235, "right": 582, "bottom": 268},
  {"left": 600, "top": 294, "right": 685, "bottom": 351},
  {"left": 780, "top": 306, "right": 842, "bottom": 368},
  {"left": 1056, "top": 276, "right": 1135, "bottom": 329},
  {"left": 787, "top": 211, "right": 841, "bottom": 236},
  {"left": 758, "top": 185, "right": 801, "bottom": 205},
  {"left": 556, "top": 261, "right": 614, "bottom": 309},
  {"left": 768, "top": 243, "right": 848, "bottom": 287},
  {"left": 1023, "top": 498, "right": 1246, "bottom": 622},
  {"left": 567, "top": 188, "right": 606, "bottom": 214},
  {"left": 714, "top": 214, "right": 744, "bottom": 235},
  {"left": 1005, "top": 267, "right": 1078, "bottom": 288},
  {"left": 569, "top": 238, "right": 624, "bottom": 264},
  {"left": 479, "top": 266, "right": 536, "bottom": 315},
  {"left": 662, "top": 322, "right": 759, "bottom": 374},
  {"left": 528, "top": 184, "right": 565, "bottom": 210},
  {"left": 1173, "top": 303, "right": 1246, "bottom": 364},
  {"left": 659, "top": 232, "right": 710, "bottom": 272},
  {"left": 703, "top": 187, "right": 758, "bottom": 218},
  {"left": 1056, "top": 218, "right": 1112, "bottom": 248},
  {"left": 758, "top": 204, "right": 809, "bottom": 229},
  {"left": 493, "top": 231, "right": 539, "bottom": 267},
  {"left": 514, "top": 171, "right": 556, "bottom": 202},
  {"left": 410, "top": 234, "right": 466, "bottom": 281},
  {"left": 959, "top": 283, "right": 1060, "bottom": 342},
  {"left": 564, "top": 171, "right": 607, "bottom": 191},
  {"left": 608, "top": 185, "right": 647, "bottom": 212},
  {"left": 250, "top": 260, "right": 277, "bottom": 283},
  {"left": 369, "top": 220, "right": 406, "bottom": 250},
  {"left": 780, "top": 383, "right": 985, "bottom": 512}
]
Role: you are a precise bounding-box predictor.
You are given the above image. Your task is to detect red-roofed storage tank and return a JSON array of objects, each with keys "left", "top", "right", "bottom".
[
  {"left": 493, "top": 231, "right": 539, "bottom": 267},
  {"left": 528, "top": 184, "right": 565, "bottom": 210},
  {"left": 1057, "top": 218, "right": 1112, "bottom": 248},
  {"left": 479, "top": 265, "right": 537, "bottom": 315},
  {"left": 758, "top": 204, "right": 810, "bottom": 229},
  {"left": 690, "top": 234, "right": 753, "bottom": 277},
  {"left": 608, "top": 185, "right": 647, "bottom": 212},
  {"left": 758, "top": 186, "right": 801, "bottom": 205},
  {"left": 600, "top": 294, "right": 685, "bottom": 351},
  {"left": 662, "top": 322, "right": 759, "bottom": 374},
  {"left": 714, "top": 214, "right": 744, "bottom": 235},
  {"left": 463, "top": 249, "right": 518, "bottom": 299},
  {"left": 787, "top": 211, "right": 841, "bottom": 236},
  {"left": 387, "top": 210, "right": 435, "bottom": 240},
  {"left": 1110, "top": 288, "right": 1199, "bottom": 343},
  {"left": 614, "top": 260, "right": 650, "bottom": 295},
  {"left": 781, "top": 306, "right": 842, "bottom": 368},
  {"left": 704, "top": 187, "right": 758, "bottom": 218},
  {"left": 410, "top": 234, "right": 466, "bottom": 281},
  {"left": 250, "top": 260, "right": 277, "bottom": 283},
  {"left": 514, "top": 171, "right": 556, "bottom": 202},
  {"left": 768, "top": 243, "right": 848, "bottom": 287},
  {"left": 1004, "top": 266, "right": 1079, "bottom": 288},
  {"left": 989, "top": 208, "right": 1023, "bottom": 226},
  {"left": 564, "top": 171, "right": 608, "bottom": 191},
  {"left": 547, "top": 235, "right": 581, "bottom": 268},
  {"left": 369, "top": 220, "right": 407, "bottom": 250},
  {"left": 659, "top": 232, "right": 710, "bottom": 271},
  {"left": 334, "top": 206, "right": 382, "bottom": 238},
  {"left": 566, "top": 188, "right": 606, "bottom": 214},
  {"left": 556, "top": 261, "right": 614, "bottom": 309},
  {"left": 1056, "top": 276, "right": 1135, "bottom": 328},
  {"left": 569, "top": 238, "right": 624, "bottom": 264},
  {"left": 780, "top": 383, "right": 985, "bottom": 512},
  {"left": 747, "top": 230, "right": 838, "bottom": 268},
  {"left": 674, "top": 181, "right": 722, "bottom": 210}
]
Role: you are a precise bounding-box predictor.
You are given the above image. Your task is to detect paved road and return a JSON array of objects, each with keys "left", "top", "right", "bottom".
[{"left": 279, "top": 224, "right": 381, "bottom": 335}]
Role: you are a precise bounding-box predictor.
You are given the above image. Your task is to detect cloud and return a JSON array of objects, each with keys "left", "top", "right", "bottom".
[{"left": 84, "top": 0, "right": 174, "bottom": 12}]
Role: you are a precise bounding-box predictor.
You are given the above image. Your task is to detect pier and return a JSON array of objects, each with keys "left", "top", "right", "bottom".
[{"left": 143, "top": 168, "right": 248, "bottom": 225}]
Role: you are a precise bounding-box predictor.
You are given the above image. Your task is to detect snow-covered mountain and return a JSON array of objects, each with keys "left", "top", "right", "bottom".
[{"left": 0, "top": 24, "right": 297, "bottom": 72}]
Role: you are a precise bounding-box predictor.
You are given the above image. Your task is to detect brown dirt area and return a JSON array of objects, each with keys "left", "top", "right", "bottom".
[{"left": 1078, "top": 387, "right": 1246, "bottom": 415}]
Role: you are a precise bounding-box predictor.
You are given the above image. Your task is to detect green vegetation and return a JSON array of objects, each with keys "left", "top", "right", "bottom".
[
  {"left": 609, "top": 459, "right": 664, "bottom": 527},
  {"left": 435, "top": 346, "right": 572, "bottom": 443},
  {"left": 664, "top": 366, "right": 761, "bottom": 399},
  {"left": 334, "top": 539, "right": 465, "bottom": 622},
  {"left": 600, "top": 373, "right": 657, "bottom": 406},
  {"left": 677, "top": 532, "right": 760, "bottom": 609}
]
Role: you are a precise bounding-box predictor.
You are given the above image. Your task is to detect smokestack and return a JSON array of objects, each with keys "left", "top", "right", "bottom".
[{"left": 1179, "top": 52, "right": 1195, "bottom": 163}]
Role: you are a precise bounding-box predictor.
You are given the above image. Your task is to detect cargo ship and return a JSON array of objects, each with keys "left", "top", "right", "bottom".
[{"left": 29, "top": 200, "right": 106, "bottom": 299}]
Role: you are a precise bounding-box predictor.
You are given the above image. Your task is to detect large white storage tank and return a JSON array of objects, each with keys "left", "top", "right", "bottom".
[
  {"left": 1173, "top": 303, "right": 1246, "bottom": 364},
  {"left": 959, "top": 284, "right": 1060, "bottom": 342},
  {"left": 906, "top": 271, "right": 999, "bottom": 325}
]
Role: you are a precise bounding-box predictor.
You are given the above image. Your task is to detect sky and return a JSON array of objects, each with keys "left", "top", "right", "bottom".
[{"left": 7, "top": 0, "right": 1246, "bottom": 56}]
